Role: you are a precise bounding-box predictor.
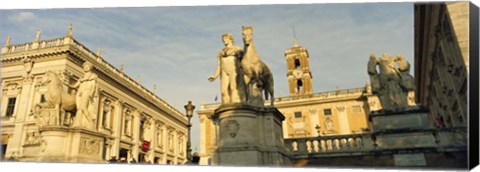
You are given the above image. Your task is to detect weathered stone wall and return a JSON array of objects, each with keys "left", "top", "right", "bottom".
[{"left": 300, "top": 151, "right": 467, "bottom": 169}]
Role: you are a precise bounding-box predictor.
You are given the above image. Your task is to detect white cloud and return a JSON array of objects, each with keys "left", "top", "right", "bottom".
[{"left": 8, "top": 11, "right": 36, "bottom": 22}]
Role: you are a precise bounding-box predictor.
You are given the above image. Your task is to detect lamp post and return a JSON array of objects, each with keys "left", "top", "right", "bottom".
[
  {"left": 315, "top": 124, "right": 321, "bottom": 137},
  {"left": 184, "top": 101, "right": 195, "bottom": 163}
]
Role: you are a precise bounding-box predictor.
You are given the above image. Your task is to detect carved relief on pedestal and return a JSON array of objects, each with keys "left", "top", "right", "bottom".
[
  {"left": 225, "top": 120, "right": 240, "bottom": 138},
  {"left": 78, "top": 137, "right": 101, "bottom": 155},
  {"left": 24, "top": 130, "right": 42, "bottom": 145}
]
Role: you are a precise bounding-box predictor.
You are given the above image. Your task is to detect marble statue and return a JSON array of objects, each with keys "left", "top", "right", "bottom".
[
  {"left": 23, "top": 57, "right": 34, "bottom": 81},
  {"left": 367, "top": 54, "right": 380, "bottom": 93},
  {"left": 69, "top": 61, "right": 98, "bottom": 129},
  {"left": 208, "top": 33, "right": 246, "bottom": 104},
  {"left": 368, "top": 53, "right": 415, "bottom": 112},
  {"left": 35, "top": 30, "right": 41, "bottom": 42},
  {"left": 6, "top": 36, "right": 11, "bottom": 46},
  {"left": 209, "top": 26, "right": 275, "bottom": 107},
  {"left": 67, "top": 24, "right": 73, "bottom": 37},
  {"left": 36, "top": 71, "right": 76, "bottom": 126},
  {"left": 241, "top": 26, "right": 275, "bottom": 106}
]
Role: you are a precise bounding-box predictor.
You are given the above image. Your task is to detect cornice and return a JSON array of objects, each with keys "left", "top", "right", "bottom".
[{"left": 1, "top": 36, "right": 188, "bottom": 126}]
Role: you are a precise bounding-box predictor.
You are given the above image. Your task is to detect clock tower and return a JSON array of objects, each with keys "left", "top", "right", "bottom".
[{"left": 285, "top": 33, "right": 313, "bottom": 95}]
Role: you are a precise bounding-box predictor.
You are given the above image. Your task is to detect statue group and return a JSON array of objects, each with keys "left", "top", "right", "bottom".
[
  {"left": 209, "top": 26, "right": 274, "bottom": 107},
  {"left": 35, "top": 61, "right": 98, "bottom": 129},
  {"left": 368, "top": 53, "right": 415, "bottom": 112}
]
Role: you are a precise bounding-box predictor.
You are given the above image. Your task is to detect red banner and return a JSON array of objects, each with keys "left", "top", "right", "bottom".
[{"left": 141, "top": 140, "right": 150, "bottom": 152}]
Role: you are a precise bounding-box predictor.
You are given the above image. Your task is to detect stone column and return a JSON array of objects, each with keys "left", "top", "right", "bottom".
[
  {"left": 146, "top": 117, "right": 154, "bottom": 163},
  {"left": 173, "top": 130, "right": 177, "bottom": 164},
  {"left": 97, "top": 97, "right": 106, "bottom": 131},
  {"left": 309, "top": 109, "right": 319, "bottom": 136},
  {"left": 5, "top": 79, "right": 33, "bottom": 158},
  {"left": 336, "top": 106, "right": 351, "bottom": 134},
  {"left": 111, "top": 100, "right": 123, "bottom": 158},
  {"left": 131, "top": 110, "right": 140, "bottom": 161}
]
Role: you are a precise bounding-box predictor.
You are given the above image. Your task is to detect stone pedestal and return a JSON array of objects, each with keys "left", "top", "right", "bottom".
[
  {"left": 369, "top": 108, "right": 430, "bottom": 132},
  {"left": 211, "top": 104, "right": 290, "bottom": 166},
  {"left": 28, "top": 126, "right": 108, "bottom": 163},
  {"left": 369, "top": 108, "right": 436, "bottom": 149},
  {"left": 369, "top": 108, "right": 437, "bottom": 167}
]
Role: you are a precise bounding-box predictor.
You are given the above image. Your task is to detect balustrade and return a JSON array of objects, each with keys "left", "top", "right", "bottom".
[{"left": 286, "top": 133, "right": 370, "bottom": 155}]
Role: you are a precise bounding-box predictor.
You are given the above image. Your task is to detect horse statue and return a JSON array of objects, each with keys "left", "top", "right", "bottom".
[
  {"left": 395, "top": 55, "right": 415, "bottom": 91},
  {"left": 36, "top": 71, "right": 76, "bottom": 126},
  {"left": 241, "top": 26, "right": 275, "bottom": 106}
]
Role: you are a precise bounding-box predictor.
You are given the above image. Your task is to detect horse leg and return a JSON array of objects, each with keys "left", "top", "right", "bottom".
[{"left": 244, "top": 75, "right": 251, "bottom": 103}]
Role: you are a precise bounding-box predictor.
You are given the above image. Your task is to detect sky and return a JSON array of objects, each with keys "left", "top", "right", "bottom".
[{"left": 1, "top": 2, "right": 414, "bottom": 154}]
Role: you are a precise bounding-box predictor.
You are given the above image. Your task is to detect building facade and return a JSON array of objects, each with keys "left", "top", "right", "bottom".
[
  {"left": 1, "top": 26, "right": 188, "bottom": 164},
  {"left": 414, "top": 2, "right": 469, "bottom": 129}
]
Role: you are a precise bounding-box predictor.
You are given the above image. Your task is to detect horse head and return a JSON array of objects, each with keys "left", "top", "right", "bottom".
[
  {"left": 242, "top": 26, "right": 254, "bottom": 46},
  {"left": 43, "top": 71, "right": 63, "bottom": 90}
]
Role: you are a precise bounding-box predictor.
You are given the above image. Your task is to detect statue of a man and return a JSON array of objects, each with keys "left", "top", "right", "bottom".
[
  {"left": 35, "top": 30, "right": 41, "bottom": 42},
  {"left": 70, "top": 61, "right": 98, "bottom": 128},
  {"left": 67, "top": 24, "right": 73, "bottom": 37},
  {"left": 6, "top": 36, "right": 11, "bottom": 46},
  {"left": 208, "top": 33, "right": 246, "bottom": 104}
]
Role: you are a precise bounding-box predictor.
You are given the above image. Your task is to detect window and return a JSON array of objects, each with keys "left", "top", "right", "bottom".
[
  {"left": 40, "top": 95, "right": 46, "bottom": 103},
  {"left": 323, "top": 108, "right": 332, "bottom": 116},
  {"left": 157, "top": 128, "right": 163, "bottom": 147},
  {"left": 102, "top": 99, "right": 112, "bottom": 129},
  {"left": 124, "top": 110, "right": 132, "bottom": 136},
  {"left": 296, "top": 80, "right": 303, "bottom": 93},
  {"left": 140, "top": 119, "right": 145, "bottom": 140},
  {"left": 294, "top": 58, "right": 301, "bottom": 69},
  {"left": 294, "top": 112, "right": 302, "bottom": 118},
  {"left": 119, "top": 148, "right": 128, "bottom": 160},
  {"left": 6, "top": 97, "right": 17, "bottom": 117}
]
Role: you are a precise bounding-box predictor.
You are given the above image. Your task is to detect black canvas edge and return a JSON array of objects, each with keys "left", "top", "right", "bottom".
[{"left": 469, "top": 1, "right": 480, "bottom": 170}]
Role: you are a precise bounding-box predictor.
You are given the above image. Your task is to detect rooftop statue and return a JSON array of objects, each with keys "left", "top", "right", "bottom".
[{"left": 368, "top": 53, "right": 415, "bottom": 112}]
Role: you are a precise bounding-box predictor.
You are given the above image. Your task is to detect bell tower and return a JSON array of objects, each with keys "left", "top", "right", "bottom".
[{"left": 285, "top": 30, "right": 313, "bottom": 96}]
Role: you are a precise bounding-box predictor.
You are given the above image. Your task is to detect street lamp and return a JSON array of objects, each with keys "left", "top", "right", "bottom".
[
  {"left": 184, "top": 101, "right": 195, "bottom": 163},
  {"left": 315, "top": 124, "right": 321, "bottom": 137}
]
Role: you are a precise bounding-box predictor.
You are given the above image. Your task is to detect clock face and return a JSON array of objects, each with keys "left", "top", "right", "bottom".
[{"left": 293, "top": 69, "right": 303, "bottom": 79}]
